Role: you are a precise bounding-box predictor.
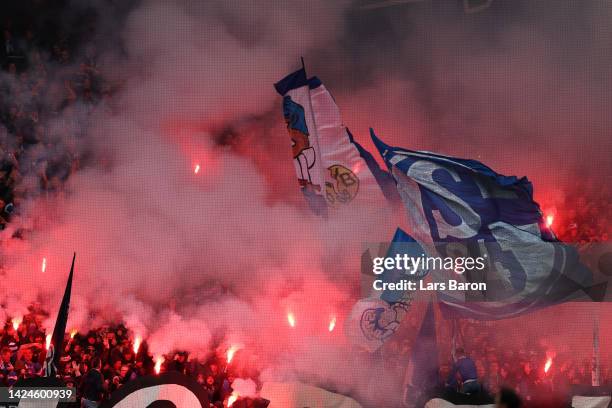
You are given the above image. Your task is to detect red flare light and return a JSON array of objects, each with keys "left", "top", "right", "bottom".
[
  {"left": 227, "top": 392, "right": 239, "bottom": 407},
  {"left": 41, "top": 257, "right": 47, "bottom": 273},
  {"left": 544, "top": 357, "right": 553, "bottom": 373},
  {"left": 328, "top": 316, "right": 337, "bottom": 332},
  {"left": 11, "top": 316, "right": 22, "bottom": 331},
  {"left": 45, "top": 334, "right": 52, "bottom": 350},
  {"left": 226, "top": 345, "right": 239, "bottom": 364},
  {"left": 70, "top": 329, "right": 78, "bottom": 339},
  {"left": 287, "top": 312, "right": 296, "bottom": 328},
  {"left": 133, "top": 336, "right": 141, "bottom": 354},
  {"left": 194, "top": 164, "right": 200, "bottom": 174},
  {"left": 154, "top": 356, "right": 164, "bottom": 375},
  {"left": 545, "top": 214, "right": 554, "bottom": 228}
]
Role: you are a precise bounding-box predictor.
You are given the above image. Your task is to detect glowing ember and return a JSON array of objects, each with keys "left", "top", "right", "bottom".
[
  {"left": 227, "top": 393, "right": 239, "bottom": 407},
  {"left": 70, "top": 329, "right": 78, "bottom": 339},
  {"left": 287, "top": 312, "right": 296, "bottom": 328},
  {"left": 11, "top": 316, "right": 22, "bottom": 331},
  {"left": 544, "top": 357, "right": 553, "bottom": 373},
  {"left": 41, "top": 257, "right": 47, "bottom": 273},
  {"left": 194, "top": 164, "right": 200, "bottom": 174},
  {"left": 45, "top": 334, "right": 52, "bottom": 350},
  {"left": 154, "top": 356, "right": 164, "bottom": 374},
  {"left": 545, "top": 214, "right": 554, "bottom": 228},
  {"left": 328, "top": 316, "right": 336, "bottom": 332},
  {"left": 133, "top": 336, "right": 141, "bottom": 354},
  {"left": 226, "top": 345, "right": 240, "bottom": 364}
]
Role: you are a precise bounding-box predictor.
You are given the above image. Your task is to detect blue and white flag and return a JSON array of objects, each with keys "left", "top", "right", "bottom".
[
  {"left": 346, "top": 228, "right": 426, "bottom": 351},
  {"left": 370, "top": 129, "right": 594, "bottom": 319},
  {"left": 275, "top": 68, "right": 398, "bottom": 215}
]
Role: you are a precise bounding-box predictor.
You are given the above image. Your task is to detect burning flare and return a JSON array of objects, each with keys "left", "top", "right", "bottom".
[
  {"left": 544, "top": 357, "right": 553, "bottom": 373},
  {"left": 227, "top": 392, "right": 239, "bottom": 407},
  {"left": 70, "top": 329, "right": 78, "bottom": 339},
  {"left": 328, "top": 316, "right": 337, "bottom": 332},
  {"left": 287, "top": 312, "right": 296, "bottom": 328},
  {"left": 226, "top": 345, "right": 240, "bottom": 364},
  {"left": 41, "top": 257, "right": 47, "bottom": 273},
  {"left": 154, "top": 356, "right": 164, "bottom": 375},
  {"left": 133, "top": 336, "right": 141, "bottom": 354},
  {"left": 545, "top": 214, "right": 554, "bottom": 228},
  {"left": 11, "top": 316, "right": 22, "bottom": 331},
  {"left": 45, "top": 334, "right": 52, "bottom": 350},
  {"left": 194, "top": 164, "right": 200, "bottom": 174}
]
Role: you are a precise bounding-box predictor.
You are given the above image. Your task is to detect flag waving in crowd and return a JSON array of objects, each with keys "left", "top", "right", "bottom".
[
  {"left": 346, "top": 228, "right": 426, "bottom": 351},
  {"left": 275, "top": 64, "right": 405, "bottom": 352},
  {"left": 369, "top": 129, "right": 596, "bottom": 320},
  {"left": 274, "top": 64, "right": 398, "bottom": 216},
  {"left": 43, "top": 253, "right": 75, "bottom": 377},
  {"left": 273, "top": 65, "right": 607, "bottom": 406}
]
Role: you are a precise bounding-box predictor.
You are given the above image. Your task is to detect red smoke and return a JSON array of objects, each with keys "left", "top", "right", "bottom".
[{"left": 0, "top": 1, "right": 609, "bottom": 407}]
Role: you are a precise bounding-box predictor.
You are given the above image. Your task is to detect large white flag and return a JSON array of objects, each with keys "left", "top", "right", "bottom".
[{"left": 275, "top": 67, "right": 397, "bottom": 215}]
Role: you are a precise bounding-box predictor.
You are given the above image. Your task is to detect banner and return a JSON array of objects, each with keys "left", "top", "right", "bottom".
[
  {"left": 275, "top": 68, "right": 398, "bottom": 215},
  {"left": 370, "top": 129, "right": 594, "bottom": 319}
]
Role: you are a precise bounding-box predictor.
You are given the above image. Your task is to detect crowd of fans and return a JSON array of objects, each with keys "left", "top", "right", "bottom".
[
  {"left": 0, "top": 306, "right": 251, "bottom": 406},
  {"left": 553, "top": 191, "right": 611, "bottom": 244},
  {"left": 450, "top": 321, "right": 609, "bottom": 406},
  {"left": 385, "top": 315, "right": 610, "bottom": 407},
  {"left": 2, "top": 308, "right": 609, "bottom": 407},
  {"left": 1, "top": 8, "right": 109, "bottom": 231},
  {"left": 5, "top": 5, "right": 252, "bottom": 406}
]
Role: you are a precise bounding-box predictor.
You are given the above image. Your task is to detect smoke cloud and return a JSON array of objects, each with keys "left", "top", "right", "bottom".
[{"left": 0, "top": 0, "right": 610, "bottom": 406}]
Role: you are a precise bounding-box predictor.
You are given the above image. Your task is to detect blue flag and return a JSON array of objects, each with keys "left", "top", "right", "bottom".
[
  {"left": 379, "top": 228, "right": 429, "bottom": 303},
  {"left": 347, "top": 227, "right": 426, "bottom": 351},
  {"left": 370, "top": 129, "right": 594, "bottom": 319}
]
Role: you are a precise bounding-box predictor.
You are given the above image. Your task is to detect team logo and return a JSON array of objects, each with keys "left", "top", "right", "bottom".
[
  {"left": 359, "top": 300, "right": 409, "bottom": 343},
  {"left": 325, "top": 165, "right": 359, "bottom": 205}
]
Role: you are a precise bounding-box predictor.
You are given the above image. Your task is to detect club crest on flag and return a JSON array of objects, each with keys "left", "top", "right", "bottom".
[
  {"left": 360, "top": 300, "right": 409, "bottom": 342},
  {"left": 275, "top": 66, "right": 397, "bottom": 215},
  {"left": 360, "top": 299, "right": 409, "bottom": 344},
  {"left": 347, "top": 297, "right": 410, "bottom": 351},
  {"left": 325, "top": 164, "right": 360, "bottom": 206}
]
